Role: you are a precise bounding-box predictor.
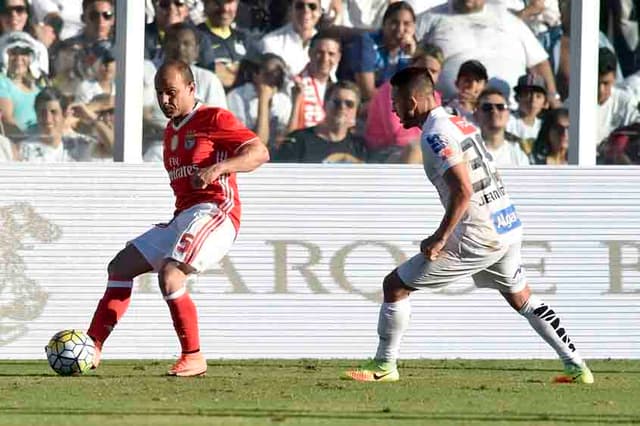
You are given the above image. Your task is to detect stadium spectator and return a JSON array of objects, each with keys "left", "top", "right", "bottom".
[
  {"left": 273, "top": 80, "right": 367, "bottom": 162},
  {"left": 595, "top": 47, "right": 640, "bottom": 145},
  {"left": 0, "top": 0, "right": 50, "bottom": 76},
  {"left": 0, "top": 40, "right": 43, "bottom": 137},
  {"left": 50, "top": 38, "right": 84, "bottom": 97},
  {"left": 31, "top": 0, "right": 84, "bottom": 40},
  {"left": 68, "top": 95, "right": 114, "bottom": 160},
  {"left": 0, "top": 133, "right": 17, "bottom": 160},
  {"left": 416, "top": 0, "right": 561, "bottom": 108},
  {"left": 145, "top": 0, "right": 192, "bottom": 66},
  {"left": 74, "top": 48, "right": 115, "bottom": 104},
  {"left": 227, "top": 53, "right": 292, "bottom": 147},
  {"left": 365, "top": 45, "right": 443, "bottom": 163},
  {"left": 198, "top": 0, "right": 253, "bottom": 89},
  {"left": 531, "top": 107, "right": 568, "bottom": 165},
  {"left": 506, "top": 73, "right": 548, "bottom": 155},
  {"left": 329, "top": 0, "right": 441, "bottom": 28},
  {"left": 489, "top": 0, "right": 562, "bottom": 53},
  {"left": 599, "top": 0, "right": 640, "bottom": 78},
  {"left": 19, "top": 87, "right": 102, "bottom": 161},
  {"left": 164, "top": 23, "right": 227, "bottom": 108},
  {"left": 260, "top": 0, "right": 322, "bottom": 75},
  {"left": 345, "top": 1, "right": 416, "bottom": 101},
  {"left": 597, "top": 123, "right": 640, "bottom": 165},
  {"left": 66, "top": 0, "right": 115, "bottom": 79},
  {"left": 288, "top": 31, "right": 340, "bottom": 133},
  {"left": 444, "top": 59, "right": 488, "bottom": 123},
  {"left": 474, "top": 87, "right": 530, "bottom": 166}
]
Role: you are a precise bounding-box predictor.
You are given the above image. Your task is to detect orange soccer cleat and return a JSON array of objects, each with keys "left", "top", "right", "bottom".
[{"left": 167, "top": 352, "right": 207, "bottom": 377}]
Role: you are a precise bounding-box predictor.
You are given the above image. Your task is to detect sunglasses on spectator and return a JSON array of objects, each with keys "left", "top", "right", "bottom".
[
  {"left": 1, "top": 5, "right": 28, "bottom": 15},
  {"left": 330, "top": 99, "right": 356, "bottom": 109},
  {"left": 480, "top": 102, "right": 507, "bottom": 112},
  {"left": 294, "top": 2, "right": 319, "bottom": 11},
  {"left": 88, "top": 10, "right": 114, "bottom": 21},
  {"left": 159, "top": 0, "right": 186, "bottom": 8},
  {"left": 553, "top": 123, "right": 570, "bottom": 132}
]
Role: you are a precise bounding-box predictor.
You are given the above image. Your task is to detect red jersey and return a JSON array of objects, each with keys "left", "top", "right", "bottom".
[{"left": 163, "top": 103, "right": 258, "bottom": 230}]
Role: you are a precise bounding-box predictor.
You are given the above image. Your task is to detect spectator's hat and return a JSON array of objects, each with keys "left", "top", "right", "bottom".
[
  {"left": 457, "top": 60, "right": 488, "bottom": 81},
  {"left": 0, "top": 31, "right": 43, "bottom": 78},
  {"left": 514, "top": 73, "right": 547, "bottom": 95}
]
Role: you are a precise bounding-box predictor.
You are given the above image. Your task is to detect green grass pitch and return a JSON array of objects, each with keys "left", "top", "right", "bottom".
[{"left": 0, "top": 359, "right": 638, "bottom": 425}]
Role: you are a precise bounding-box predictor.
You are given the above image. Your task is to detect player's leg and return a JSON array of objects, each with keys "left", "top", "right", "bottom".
[
  {"left": 475, "top": 243, "right": 593, "bottom": 384},
  {"left": 87, "top": 244, "right": 153, "bottom": 367},
  {"left": 163, "top": 204, "right": 236, "bottom": 377}
]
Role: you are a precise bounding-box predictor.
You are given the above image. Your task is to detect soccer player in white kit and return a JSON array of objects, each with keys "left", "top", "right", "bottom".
[{"left": 343, "top": 67, "right": 594, "bottom": 384}]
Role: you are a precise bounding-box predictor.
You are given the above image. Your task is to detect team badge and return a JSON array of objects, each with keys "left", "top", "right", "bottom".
[
  {"left": 170, "top": 135, "right": 179, "bottom": 151},
  {"left": 184, "top": 131, "right": 196, "bottom": 150}
]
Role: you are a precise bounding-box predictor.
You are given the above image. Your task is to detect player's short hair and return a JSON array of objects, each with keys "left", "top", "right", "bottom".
[
  {"left": 165, "top": 22, "right": 200, "bottom": 47},
  {"left": 309, "top": 30, "right": 342, "bottom": 51},
  {"left": 390, "top": 66, "right": 434, "bottom": 96},
  {"left": 324, "top": 80, "right": 361, "bottom": 105},
  {"left": 382, "top": 1, "right": 415, "bottom": 25},
  {"left": 598, "top": 47, "right": 618, "bottom": 76},
  {"left": 156, "top": 59, "right": 195, "bottom": 85},
  {"left": 34, "top": 87, "right": 70, "bottom": 111},
  {"left": 477, "top": 87, "right": 507, "bottom": 102}
]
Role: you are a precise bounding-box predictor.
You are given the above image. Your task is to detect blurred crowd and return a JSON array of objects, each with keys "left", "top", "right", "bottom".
[{"left": 1, "top": 0, "right": 640, "bottom": 165}]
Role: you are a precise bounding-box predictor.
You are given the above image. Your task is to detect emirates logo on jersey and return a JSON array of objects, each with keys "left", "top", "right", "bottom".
[
  {"left": 170, "top": 135, "right": 179, "bottom": 151},
  {"left": 184, "top": 131, "right": 196, "bottom": 150}
]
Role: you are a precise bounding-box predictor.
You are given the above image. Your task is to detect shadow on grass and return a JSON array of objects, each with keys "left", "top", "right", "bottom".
[{"left": 0, "top": 407, "right": 638, "bottom": 424}]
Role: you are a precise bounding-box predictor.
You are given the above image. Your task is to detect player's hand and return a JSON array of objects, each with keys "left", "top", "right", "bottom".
[
  {"left": 191, "top": 165, "right": 223, "bottom": 189},
  {"left": 420, "top": 235, "right": 447, "bottom": 261}
]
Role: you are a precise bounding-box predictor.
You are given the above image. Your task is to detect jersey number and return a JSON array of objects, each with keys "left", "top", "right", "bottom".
[
  {"left": 461, "top": 135, "right": 505, "bottom": 193},
  {"left": 177, "top": 233, "right": 195, "bottom": 253}
]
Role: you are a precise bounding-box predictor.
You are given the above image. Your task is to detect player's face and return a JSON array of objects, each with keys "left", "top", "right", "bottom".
[
  {"left": 36, "top": 100, "right": 65, "bottom": 135},
  {"left": 155, "top": 70, "right": 196, "bottom": 119},
  {"left": 392, "top": 86, "right": 420, "bottom": 129},
  {"left": 310, "top": 39, "right": 340, "bottom": 76},
  {"left": 598, "top": 72, "right": 615, "bottom": 105}
]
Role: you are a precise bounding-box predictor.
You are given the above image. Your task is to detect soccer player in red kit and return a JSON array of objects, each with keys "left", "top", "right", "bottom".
[{"left": 86, "top": 60, "right": 269, "bottom": 376}]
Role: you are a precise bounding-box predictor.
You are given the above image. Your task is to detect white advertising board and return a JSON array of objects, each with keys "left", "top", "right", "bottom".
[{"left": 0, "top": 164, "right": 638, "bottom": 360}]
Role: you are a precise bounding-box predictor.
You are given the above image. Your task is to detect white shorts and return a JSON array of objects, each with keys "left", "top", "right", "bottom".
[
  {"left": 130, "top": 203, "right": 236, "bottom": 273},
  {"left": 397, "top": 240, "right": 526, "bottom": 293}
]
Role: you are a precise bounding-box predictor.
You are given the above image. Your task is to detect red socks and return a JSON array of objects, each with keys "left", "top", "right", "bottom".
[
  {"left": 165, "top": 290, "right": 200, "bottom": 354},
  {"left": 87, "top": 279, "right": 132, "bottom": 348}
]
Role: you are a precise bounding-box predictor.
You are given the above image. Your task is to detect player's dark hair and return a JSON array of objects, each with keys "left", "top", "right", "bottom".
[
  {"left": 34, "top": 87, "right": 71, "bottom": 112},
  {"left": 324, "top": 80, "right": 361, "bottom": 105},
  {"left": 157, "top": 59, "right": 195, "bottom": 85},
  {"left": 382, "top": 1, "right": 415, "bottom": 25},
  {"left": 598, "top": 47, "right": 618, "bottom": 76},
  {"left": 165, "top": 22, "right": 201, "bottom": 47},
  {"left": 390, "top": 66, "right": 434, "bottom": 96}
]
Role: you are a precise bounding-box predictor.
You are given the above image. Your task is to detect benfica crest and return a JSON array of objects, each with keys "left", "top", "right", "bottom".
[{"left": 184, "top": 131, "right": 196, "bottom": 150}]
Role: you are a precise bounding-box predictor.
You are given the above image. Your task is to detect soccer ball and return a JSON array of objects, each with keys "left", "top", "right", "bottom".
[{"left": 45, "top": 329, "right": 95, "bottom": 376}]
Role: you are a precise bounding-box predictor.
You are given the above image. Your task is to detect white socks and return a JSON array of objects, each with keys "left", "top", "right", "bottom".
[
  {"left": 375, "top": 298, "right": 412, "bottom": 365},
  {"left": 519, "top": 295, "right": 584, "bottom": 366}
]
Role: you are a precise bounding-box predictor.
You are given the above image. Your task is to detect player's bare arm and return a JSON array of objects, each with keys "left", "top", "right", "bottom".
[
  {"left": 421, "top": 162, "right": 473, "bottom": 260},
  {"left": 192, "top": 139, "right": 270, "bottom": 189}
]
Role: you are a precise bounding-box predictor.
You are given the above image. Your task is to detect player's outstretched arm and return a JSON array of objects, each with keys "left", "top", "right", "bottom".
[
  {"left": 192, "top": 139, "right": 269, "bottom": 189},
  {"left": 422, "top": 163, "right": 473, "bottom": 260}
]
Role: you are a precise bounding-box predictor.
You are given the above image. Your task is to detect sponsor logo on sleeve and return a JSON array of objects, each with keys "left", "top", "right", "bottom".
[
  {"left": 425, "top": 134, "right": 454, "bottom": 159},
  {"left": 491, "top": 205, "right": 522, "bottom": 234}
]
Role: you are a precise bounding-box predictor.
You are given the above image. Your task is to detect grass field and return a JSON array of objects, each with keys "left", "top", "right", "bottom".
[{"left": 0, "top": 359, "right": 638, "bottom": 425}]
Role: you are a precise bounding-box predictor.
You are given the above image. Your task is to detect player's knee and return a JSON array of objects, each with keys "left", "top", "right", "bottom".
[
  {"left": 157, "top": 260, "right": 188, "bottom": 295},
  {"left": 107, "top": 251, "right": 131, "bottom": 280},
  {"left": 382, "top": 270, "right": 411, "bottom": 303}
]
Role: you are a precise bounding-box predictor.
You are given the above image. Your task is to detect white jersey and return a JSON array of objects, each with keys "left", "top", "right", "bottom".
[
  {"left": 19, "top": 133, "right": 95, "bottom": 162},
  {"left": 420, "top": 106, "right": 523, "bottom": 251}
]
